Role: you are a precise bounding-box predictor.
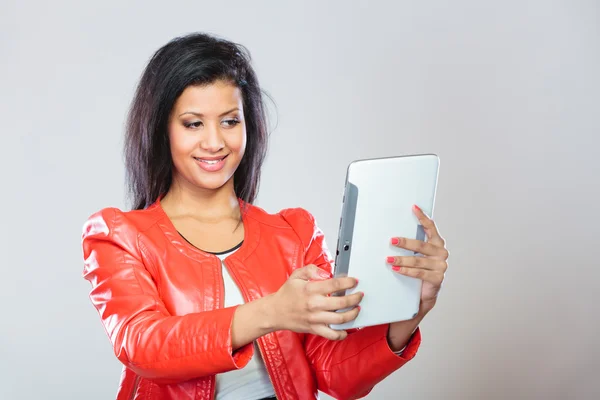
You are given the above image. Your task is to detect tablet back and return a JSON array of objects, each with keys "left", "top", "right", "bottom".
[{"left": 331, "top": 154, "right": 440, "bottom": 330}]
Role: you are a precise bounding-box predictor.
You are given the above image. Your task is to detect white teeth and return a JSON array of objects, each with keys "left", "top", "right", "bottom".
[{"left": 195, "top": 157, "right": 223, "bottom": 165}]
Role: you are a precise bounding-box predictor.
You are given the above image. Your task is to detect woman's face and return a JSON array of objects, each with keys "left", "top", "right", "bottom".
[{"left": 168, "top": 80, "right": 246, "bottom": 193}]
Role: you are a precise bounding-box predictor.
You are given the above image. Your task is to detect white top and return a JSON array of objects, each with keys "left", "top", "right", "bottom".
[{"left": 214, "top": 248, "right": 275, "bottom": 400}]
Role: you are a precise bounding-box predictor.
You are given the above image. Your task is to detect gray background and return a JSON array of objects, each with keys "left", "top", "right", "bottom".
[{"left": 1, "top": 0, "right": 599, "bottom": 399}]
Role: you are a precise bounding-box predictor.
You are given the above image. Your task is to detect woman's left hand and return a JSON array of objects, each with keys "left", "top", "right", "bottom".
[{"left": 387, "top": 204, "right": 449, "bottom": 312}]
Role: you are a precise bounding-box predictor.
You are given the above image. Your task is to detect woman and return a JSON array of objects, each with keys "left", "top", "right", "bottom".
[{"left": 82, "top": 32, "right": 449, "bottom": 400}]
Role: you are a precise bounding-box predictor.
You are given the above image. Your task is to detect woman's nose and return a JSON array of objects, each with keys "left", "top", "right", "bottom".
[{"left": 199, "top": 123, "right": 225, "bottom": 152}]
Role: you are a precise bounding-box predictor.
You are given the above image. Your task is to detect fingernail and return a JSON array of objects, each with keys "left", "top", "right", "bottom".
[
  {"left": 386, "top": 257, "right": 395, "bottom": 264},
  {"left": 413, "top": 204, "right": 422, "bottom": 212},
  {"left": 318, "top": 270, "right": 331, "bottom": 279},
  {"left": 391, "top": 237, "right": 399, "bottom": 245},
  {"left": 392, "top": 266, "right": 401, "bottom": 272}
]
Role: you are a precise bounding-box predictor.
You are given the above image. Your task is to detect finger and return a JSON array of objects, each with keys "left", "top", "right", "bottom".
[
  {"left": 390, "top": 237, "right": 448, "bottom": 258},
  {"left": 321, "top": 290, "right": 364, "bottom": 311},
  {"left": 386, "top": 256, "right": 447, "bottom": 271},
  {"left": 306, "top": 290, "right": 363, "bottom": 312},
  {"left": 392, "top": 266, "right": 445, "bottom": 284},
  {"left": 312, "top": 324, "right": 348, "bottom": 340},
  {"left": 291, "top": 264, "right": 332, "bottom": 281},
  {"left": 306, "top": 276, "right": 358, "bottom": 295},
  {"left": 412, "top": 204, "right": 445, "bottom": 247},
  {"left": 309, "top": 307, "right": 361, "bottom": 329}
]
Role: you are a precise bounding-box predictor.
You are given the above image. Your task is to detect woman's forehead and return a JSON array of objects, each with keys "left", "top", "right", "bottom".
[{"left": 174, "top": 81, "right": 243, "bottom": 116}]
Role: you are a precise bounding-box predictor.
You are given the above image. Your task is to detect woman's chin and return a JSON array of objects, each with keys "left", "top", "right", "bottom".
[{"left": 192, "top": 174, "right": 233, "bottom": 191}]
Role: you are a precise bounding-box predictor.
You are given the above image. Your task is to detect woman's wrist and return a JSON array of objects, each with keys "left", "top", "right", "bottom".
[
  {"left": 386, "top": 309, "right": 426, "bottom": 352},
  {"left": 256, "top": 293, "right": 280, "bottom": 333},
  {"left": 386, "top": 300, "right": 435, "bottom": 351},
  {"left": 420, "top": 299, "right": 437, "bottom": 314},
  {"left": 231, "top": 295, "right": 279, "bottom": 350}
]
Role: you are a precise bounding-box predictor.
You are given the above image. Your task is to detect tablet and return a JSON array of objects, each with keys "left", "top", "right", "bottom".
[{"left": 330, "top": 154, "right": 440, "bottom": 330}]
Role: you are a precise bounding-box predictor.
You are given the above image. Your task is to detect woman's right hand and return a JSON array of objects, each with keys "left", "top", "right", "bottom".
[{"left": 269, "top": 264, "right": 363, "bottom": 340}]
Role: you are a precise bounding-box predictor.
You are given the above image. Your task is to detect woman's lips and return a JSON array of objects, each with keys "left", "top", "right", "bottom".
[{"left": 193, "top": 155, "right": 228, "bottom": 172}]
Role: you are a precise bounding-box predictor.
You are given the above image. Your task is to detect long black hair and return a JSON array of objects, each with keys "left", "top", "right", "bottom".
[{"left": 124, "top": 32, "right": 269, "bottom": 210}]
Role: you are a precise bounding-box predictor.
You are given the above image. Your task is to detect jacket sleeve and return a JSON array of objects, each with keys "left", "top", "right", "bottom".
[
  {"left": 81, "top": 207, "right": 253, "bottom": 385},
  {"left": 281, "top": 208, "right": 421, "bottom": 400}
]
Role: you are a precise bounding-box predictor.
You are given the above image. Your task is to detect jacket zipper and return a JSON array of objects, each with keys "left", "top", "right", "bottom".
[
  {"left": 255, "top": 337, "right": 279, "bottom": 399},
  {"left": 129, "top": 375, "right": 141, "bottom": 400},
  {"left": 209, "top": 256, "right": 225, "bottom": 400},
  {"left": 222, "top": 257, "right": 281, "bottom": 399}
]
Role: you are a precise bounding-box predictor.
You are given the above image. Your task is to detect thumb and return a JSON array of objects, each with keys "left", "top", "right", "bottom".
[{"left": 290, "top": 264, "right": 332, "bottom": 281}]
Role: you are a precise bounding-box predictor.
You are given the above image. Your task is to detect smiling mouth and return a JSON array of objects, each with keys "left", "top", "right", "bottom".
[{"left": 193, "top": 155, "right": 228, "bottom": 165}]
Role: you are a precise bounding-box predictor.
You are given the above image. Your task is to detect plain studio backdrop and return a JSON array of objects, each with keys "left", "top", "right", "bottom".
[{"left": 1, "top": 1, "right": 598, "bottom": 399}]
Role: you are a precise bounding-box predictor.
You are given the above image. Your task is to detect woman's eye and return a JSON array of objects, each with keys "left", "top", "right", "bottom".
[
  {"left": 222, "top": 118, "right": 240, "bottom": 128},
  {"left": 184, "top": 121, "right": 202, "bottom": 129},
  {"left": 184, "top": 119, "right": 240, "bottom": 129}
]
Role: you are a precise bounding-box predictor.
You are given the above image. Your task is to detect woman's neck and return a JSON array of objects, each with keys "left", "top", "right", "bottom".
[{"left": 160, "top": 178, "right": 241, "bottom": 222}]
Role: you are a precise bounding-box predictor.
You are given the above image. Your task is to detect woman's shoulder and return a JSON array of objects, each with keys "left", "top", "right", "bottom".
[
  {"left": 245, "top": 203, "right": 320, "bottom": 241},
  {"left": 81, "top": 204, "right": 165, "bottom": 240}
]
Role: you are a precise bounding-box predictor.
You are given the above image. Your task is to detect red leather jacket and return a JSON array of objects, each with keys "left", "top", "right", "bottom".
[{"left": 82, "top": 199, "right": 421, "bottom": 400}]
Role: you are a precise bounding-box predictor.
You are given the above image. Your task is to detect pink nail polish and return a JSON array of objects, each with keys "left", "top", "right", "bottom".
[
  {"left": 413, "top": 204, "right": 422, "bottom": 212},
  {"left": 392, "top": 266, "right": 401, "bottom": 272},
  {"left": 391, "top": 238, "right": 399, "bottom": 245},
  {"left": 386, "top": 257, "right": 395, "bottom": 264}
]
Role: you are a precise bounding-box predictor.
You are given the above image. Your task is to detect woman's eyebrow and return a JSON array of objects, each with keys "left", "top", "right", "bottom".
[{"left": 179, "top": 107, "right": 241, "bottom": 118}]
